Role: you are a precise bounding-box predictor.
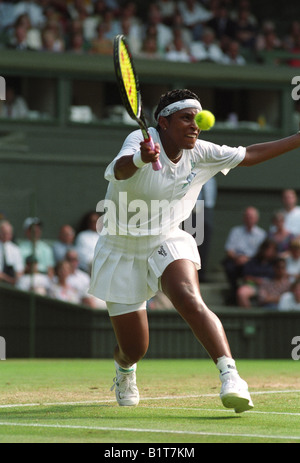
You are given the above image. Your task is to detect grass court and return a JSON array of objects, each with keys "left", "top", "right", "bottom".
[{"left": 0, "top": 358, "right": 299, "bottom": 444}]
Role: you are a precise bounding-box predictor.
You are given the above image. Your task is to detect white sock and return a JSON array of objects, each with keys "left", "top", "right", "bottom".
[
  {"left": 114, "top": 361, "right": 136, "bottom": 373},
  {"left": 216, "top": 356, "right": 238, "bottom": 382}
]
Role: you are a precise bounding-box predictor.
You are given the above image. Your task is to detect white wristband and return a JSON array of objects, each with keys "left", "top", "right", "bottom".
[{"left": 132, "top": 151, "right": 147, "bottom": 169}]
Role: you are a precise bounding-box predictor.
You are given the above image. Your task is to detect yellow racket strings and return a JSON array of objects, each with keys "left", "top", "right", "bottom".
[{"left": 119, "top": 41, "right": 138, "bottom": 115}]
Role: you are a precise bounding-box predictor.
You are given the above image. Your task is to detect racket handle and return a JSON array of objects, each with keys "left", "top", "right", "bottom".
[
  {"left": 152, "top": 158, "right": 162, "bottom": 171},
  {"left": 145, "top": 136, "right": 162, "bottom": 171}
]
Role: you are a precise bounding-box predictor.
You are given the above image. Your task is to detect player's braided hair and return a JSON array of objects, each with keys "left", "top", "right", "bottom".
[{"left": 154, "top": 89, "right": 200, "bottom": 125}]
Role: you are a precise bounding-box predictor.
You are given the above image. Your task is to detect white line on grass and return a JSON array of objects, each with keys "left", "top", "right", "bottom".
[
  {"left": 0, "top": 389, "right": 299, "bottom": 409},
  {"left": 0, "top": 395, "right": 205, "bottom": 409},
  {"left": 0, "top": 421, "right": 299, "bottom": 441},
  {"left": 141, "top": 406, "right": 300, "bottom": 417}
]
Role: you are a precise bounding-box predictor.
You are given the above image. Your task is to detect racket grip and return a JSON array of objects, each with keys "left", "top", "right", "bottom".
[{"left": 145, "top": 136, "right": 162, "bottom": 171}]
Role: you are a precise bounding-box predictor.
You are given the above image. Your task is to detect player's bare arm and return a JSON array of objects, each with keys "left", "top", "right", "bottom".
[
  {"left": 240, "top": 132, "right": 300, "bottom": 167},
  {"left": 114, "top": 142, "right": 160, "bottom": 180}
]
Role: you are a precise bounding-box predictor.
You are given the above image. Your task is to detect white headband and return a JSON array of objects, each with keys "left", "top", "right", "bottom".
[{"left": 156, "top": 99, "right": 202, "bottom": 120}]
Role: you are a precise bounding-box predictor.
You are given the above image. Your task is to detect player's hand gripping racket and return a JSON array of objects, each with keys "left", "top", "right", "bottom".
[{"left": 113, "top": 34, "right": 162, "bottom": 171}]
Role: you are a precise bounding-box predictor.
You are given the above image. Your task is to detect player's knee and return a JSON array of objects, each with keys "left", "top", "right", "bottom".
[
  {"left": 175, "top": 290, "right": 207, "bottom": 319},
  {"left": 121, "top": 350, "right": 147, "bottom": 366},
  {"left": 120, "top": 342, "right": 149, "bottom": 365}
]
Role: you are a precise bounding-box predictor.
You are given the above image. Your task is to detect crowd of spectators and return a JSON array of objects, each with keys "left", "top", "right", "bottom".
[
  {"left": 0, "top": 208, "right": 172, "bottom": 310},
  {"left": 223, "top": 188, "right": 300, "bottom": 311},
  {"left": 0, "top": 210, "right": 107, "bottom": 309},
  {"left": 0, "top": 0, "right": 299, "bottom": 66},
  {"left": 2, "top": 189, "right": 300, "bottom": 312}
]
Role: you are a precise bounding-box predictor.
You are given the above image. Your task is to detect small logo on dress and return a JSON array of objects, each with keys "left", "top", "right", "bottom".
[
  {"left": 182, "top": 160, "right": 197, "bottom": 189},
  {"left": 158, "top": 245, "right": 167, "bottom": 257}
]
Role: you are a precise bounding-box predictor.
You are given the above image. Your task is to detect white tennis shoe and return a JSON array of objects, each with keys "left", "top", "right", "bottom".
[
  {"left": 220, "top": 376, "right": 254, "bottom": 413},
  {"left": 111, "top": 363, "right": 140, "bottom": 406}
]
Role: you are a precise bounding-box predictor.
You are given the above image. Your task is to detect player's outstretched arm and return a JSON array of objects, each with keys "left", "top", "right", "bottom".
[
  {"left": 114, "top": 142, "right": 160, "bottom": 180},
  {"left": 240, "top": 132, "right": 300, "bottom": 167}
]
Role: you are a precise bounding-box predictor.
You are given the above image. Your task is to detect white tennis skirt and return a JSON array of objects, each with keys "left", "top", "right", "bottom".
[{"left": 88, "top": 228, "right": 201, "bottom": 304}]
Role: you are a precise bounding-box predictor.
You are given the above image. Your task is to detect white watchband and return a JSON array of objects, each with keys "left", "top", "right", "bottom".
[{"left": 132, "top": 151, "right": 147, "bottom": 168}]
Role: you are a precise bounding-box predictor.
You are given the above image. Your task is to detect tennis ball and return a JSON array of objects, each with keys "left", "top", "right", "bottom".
[{"left": 195, "top": 110, "right": 215, "bottom": 130}]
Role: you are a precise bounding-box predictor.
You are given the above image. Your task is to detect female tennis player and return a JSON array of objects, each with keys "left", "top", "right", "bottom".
[{"left": 89, "top": 89, "right": 300, "bottom": 413}]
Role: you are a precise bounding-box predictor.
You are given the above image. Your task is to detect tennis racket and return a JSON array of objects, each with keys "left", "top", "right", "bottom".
[{"left": 113, "top": 34, "right": 162, "bottom": 171}]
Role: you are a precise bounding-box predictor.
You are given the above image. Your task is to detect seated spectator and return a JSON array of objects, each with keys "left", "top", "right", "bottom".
[
  {"left": 66, "top": 18, "right": 91, "bottom": 51},
  {"left": 49, "top": 260, "right": 82, "bottom": 304},
  {"left": 119, "top": 16, "right": 143, "bottom": 56},
  {"left": 0, "top": 86, "right": 29, "bottom": 119},
  {"left": 230, "top": 0, "right": 258, "bottom": 27},
  {"left": 257, "top": 258, "right": 291, "bottom": 309},
  {"left": 0, "top": 1, "right": 16, "bottom": 33},
  {"left": 5, "top": 22, "right": 34, "bottom": 51},
  {"left": 278, "top": 277, "right": 300, "bottom": 311},
  {"left": 100, "top": 9, "right": 121, "bottom": 40},
  {"left": 5, "top": 13, "right": 42, "bottom": 51},
  {"left": 41, "top": 24, "right": 65, "bottom": 52},
  {"left": 280, "top": 189, "right": 300, "bottom": 236},
  {"left": 19, "top": 217, "right": 55, "bottom": 276},
  {"left": 43, "top": 2, "right": 70, "bottom": 33},
  {"left": 13, "top": 0, "right": 46, "bottom": 29},
  {"left": 178, "top": 0, "right": 213, "bottom": 41},
  {"left": 206, "top": 2, "right": 237, "bottom": 42},
  {"left": 137, "top": 34, "right": 162, "bottom": 60},
  {"left": 75, "top": 211, "right": 100, "bottom": 272},
  {"left": 171, "top": 10, "right": 193, "bottom": 48},
  {"left": 190, "top": 27, "right": 224, "bottom": 63},
  {"left": 53, "top": 250, "right": 106, "bottom": 307},
  {"left": 222, "top": 40, "right": 246, "bottom": 65},
  {"left": 236, "top": 239, "right": 278, "bottom": 308},
  {"left": 285, "top": 239, "right": 300, "bottom": 283},
  {"left": 120, "top": 0, "right": 143, "bottom": 32},
  {"left": 118, "top": 1, "right": 143, "bottom": 55},
  {"left": 165, "top": 34, "right": 191, "bottom": 62},
  {"left": 52, "top": 224, "right": 76, "bottom": 263},
  {"left": 255, "top": 20, "right": 282, "bottom": 53},
  {"left": 234, "top": 7, "right": 257, "bottom": 50},
  {"left": 89, "top": 22, "right": 113, "bottom": 55},
  {"left": 147, "top": 3, "right": 173, "bottom": 53},
  {"left": 159, "top": 0, "right": 177, "bottom": 27},
  {"left": 17, "top": 255, "right": 51, "bottom": 296},
  {"left": 91, "top": 0, "right": 111, "bottom": 22},
  {"left": 283, "top": 20, "right": 300, "bottom": 51},
  {"left": 222, "top": 206, "right": 267, "bottom": 303},
  {"left": 267, "top": 211, "right": 294, "bottom": 257},
  {"left": 68, "top": 30, "right": 90, "bottom": 53},
  {"left": 65, "top": 249, "right": 90, "bottom": 295},
  {"left": 0, "top": 220, "right": 24, "bottom": 286},
  {"left": 68, "top": 0, "right": 94, "bottom": 21},
  {"left": 103, "top": 0, "right": 120, "bottom": 15},
  {"left": 288, "top": 34, "right": 300, "bottom": 68}
]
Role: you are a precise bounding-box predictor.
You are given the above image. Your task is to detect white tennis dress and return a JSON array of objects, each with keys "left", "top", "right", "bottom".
[{"left": 89, "top": 127, "right": 245, "bottom": 304}]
